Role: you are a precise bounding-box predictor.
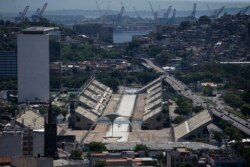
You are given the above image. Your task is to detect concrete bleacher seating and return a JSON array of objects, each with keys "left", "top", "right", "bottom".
[
  {"left": 75, "top": 106, "right": 98, "bottom": 122},
  {"left": 145, "top": 99, "right": 162, "bottom": 110},
  {"left": 75, "top": 78, "right": 113, "bottom": 129},
  {"left": 93, "top": 80, "right": 110, "bottom": 92},
  {"left": 188, "top": 110, "right": 212, "bottom": 131},
  {"left": 16, "top": 110, "right": 44, "bottom": 130},
  {"left": 88, "top": 84, "right": 105, "bottom": 95},
  {"left": 174, "top": 122, "right": 189, "bottom": 140},
  {"left": 138, "top": 75, "right": 164, "bottom": 93},
  {"left": 146, "top": 92, "right": 162, "bottom": 104},
  {"left": 79, "top": 95, "right": 96, "bottom": 109},
  {"left": 147, "top": 82, "right": 161, "bottom": 93},
  {"left": 144, "top": 106, "right": 161, "bottom": 117},
  {"left": 147, "top": 87, "right": 162, "bottom": 97},
  {"left": 84, "top": 90, "right": 101, "bottom": 102},
  {"left": 174, "top": 110, "right": 212, "bottom": 141},
  {"left": 142, "top": 77, "right": 164, "bottom": 127}
]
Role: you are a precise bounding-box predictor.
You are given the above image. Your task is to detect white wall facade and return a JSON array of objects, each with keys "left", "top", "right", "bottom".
[{"left": 17, "top": 34, "right": 50, "bottom": 103}]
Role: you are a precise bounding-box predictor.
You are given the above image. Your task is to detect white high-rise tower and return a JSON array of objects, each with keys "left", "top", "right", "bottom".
[{"left": 17, "top": 27, "right": 60, "bottom": 103}]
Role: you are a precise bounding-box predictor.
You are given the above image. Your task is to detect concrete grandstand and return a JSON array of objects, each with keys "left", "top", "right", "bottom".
[
  {"left": 74, "top": 76, "right": 112, "bottom": 129},
  {"left": 173, "top": 110, "right": 213, "bottom": 141}
]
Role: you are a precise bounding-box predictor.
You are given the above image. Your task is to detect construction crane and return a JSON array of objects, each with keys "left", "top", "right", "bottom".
[
  {"left": 133, "top": 7, "right": 141, "bottom": 18},
  {"left": 15, "top": 5, "right": 29, "bottom": 22},
  {"left": 239, "top": 6, "right": 250, "bottom": 15},
  {"left": 190, "top": 3, "right": 197, "bottom": 18},
  {"left": 163, "top": 5, "right": 172, "bottom": 18}
]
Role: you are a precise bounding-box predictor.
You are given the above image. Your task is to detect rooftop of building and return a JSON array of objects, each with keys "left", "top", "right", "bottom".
[
  {"left": 208, "top": 151, "right": 244, "bottom": 162},
  {"left": 22, "top": 27, "right": 59, "bottom": 34}
]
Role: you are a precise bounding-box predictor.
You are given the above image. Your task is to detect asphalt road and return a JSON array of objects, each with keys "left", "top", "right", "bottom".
[{"left": 143, "top": 58, "right": 250, "bottom": 136}]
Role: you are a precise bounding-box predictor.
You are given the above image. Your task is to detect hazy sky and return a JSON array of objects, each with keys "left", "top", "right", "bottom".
[{"left": 0, "top": 0, "right": 249, "bottom": 13}]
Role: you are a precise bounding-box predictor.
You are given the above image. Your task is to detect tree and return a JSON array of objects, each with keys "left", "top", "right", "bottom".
[
  {"left": 192, "top": 106, "right": 204, "bottom": 113},
  {"left": 174, "top": 95, "right": 193, "bottom": 115},
  {"left": 240, "top": 104, "right": 250, "bottom": 116},
  {"left": 89, "top": 142, "right": 106, "bottom": 153},
  {"left": 155, "top": 51, "right": 174, "bottom": 66},
  {"left": 224, "top": 126, "right": 243, "bottom": 141},
  {"left": 69, "top": 149, "right": 82, "bottom": 160},
  {"left": 179, "top": 21, "right": 192, "bottom": 30},
  {"left": 173, "top": 116, "right": 185, "bottom": 124},
  {"left": 198, "top": 16, "right": 211, "bottom": 24},
  {"left": 222, "top": 92, "right": 243, "bottom": 109},
  {"left": 162, "top": 106, "right": 169, "bottom": 114},
  {"left": 134, "top": 144, "right": 149, "bottom": 155}
]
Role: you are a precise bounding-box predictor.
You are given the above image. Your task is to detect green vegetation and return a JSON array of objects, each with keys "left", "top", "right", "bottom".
[
  {"left": 95, "top": 70, "right": 159, "bottom": 92},
  {"left": 154, "top": 50, "right": 174, "bottom": 66},
  {"left": 69, "top": 149, "right": 83, "bottom": 160},
  {"left": 62, "top": 44, "right": 120, "bottom": 63},
  {"left": 198, "top": 16, "right": 211, "bottom": 24},
  {"left": 173, "top": 115, "right": 185, "bottom": 124},
  {"left": 38, "top": 105, "right": 67, "bottom": 116},
  {"left": 62, "top": 71, "right": 91, "bottom": 89},
  {"left": 218, "top": 120, "right": 243, "bottom": 141},
  {"left": 191, "top": 106, "right": 204, "bottom": 113},
  {"left": 134, "top": 144, "right": 149, "bottom": 155},
  {"left": 222, "top": 92, "right": 243, "bottom": 109},
  {"left": 88, "top": 142, "right": 106, "bottom": 153},
  {"left": 176, "top": 63, "right": 250, "bottom": 117},
  {"left": 174, "top": 95, "right": 193, "bottom": 115},
  {"left": 0, "top": 78, "right": 17, "bottom": 90},
  {"left": 162, "top": 105, "right": 169, "bottom": 114}
]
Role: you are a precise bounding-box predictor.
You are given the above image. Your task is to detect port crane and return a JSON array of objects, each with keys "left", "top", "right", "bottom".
[
  {"left": 31, "top": 3, "right": 48, "bottom": 22},
  {"left": 115, "top": 2, "right": 125, "bottom": 27},
  {"left": 170, "top": 9, "right": 176, "bottom": 23},
  {"left": 133, "top": 7, "right": 141, "bottom": 18},
  {"left": 116, "top": 2, "right": 125, "bottom": 20},
  {"left": 95, "top": 0, "right": 102, "bottom": 17},
  {"left": 206, "top": 4, "right": 211, "bottom": 15},
  {"left": 163, "top": 5, "right": 172, "bottom": 18},
  {"left": 39, "top": 3, "right": 48, "bottom": 18},
  {"left": 239, "top": 6, "right": 250, "bottom": 15},
  {"left": 210, "top": 6, "right": 224, "bottom": 19},
  {"left": 190, "top": 3, "right": 197, "bottom": 19},
  {"left": 149, "top": 2, "right": 160, "bottom": 25},
  {"left": 15, "top": 5, "right": 29, "bottom": 22},
  {"left": 105, "top": 0, "right": 111, "bottom": 16}
]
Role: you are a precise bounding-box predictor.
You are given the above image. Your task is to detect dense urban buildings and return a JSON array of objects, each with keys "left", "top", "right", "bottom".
[{"left": 0, "top": 1, "right": 250, "bottom": 167}]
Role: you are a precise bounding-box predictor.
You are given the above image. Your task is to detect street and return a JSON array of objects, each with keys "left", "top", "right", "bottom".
[{"left": 143, "top": 58, "right": 250, "bottom": 136}]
